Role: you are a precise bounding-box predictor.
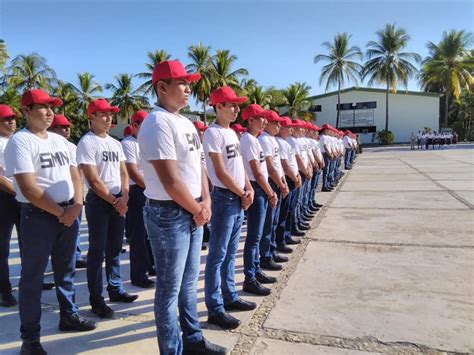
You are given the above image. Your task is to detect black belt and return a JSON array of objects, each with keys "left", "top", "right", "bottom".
[
  {"left": 21, "top": 198, "right": 75, "bottom": 209},
  {"left": 146, "top": 197, "right": 202, "bottom": 207},
  {"left": 213, "top": 186, "right": 240, "bottom": 196}
]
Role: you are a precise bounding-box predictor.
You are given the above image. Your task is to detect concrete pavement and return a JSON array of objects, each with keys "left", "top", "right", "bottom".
[{"left": 0, "top": 147, "right": 472, "bottom": 354}]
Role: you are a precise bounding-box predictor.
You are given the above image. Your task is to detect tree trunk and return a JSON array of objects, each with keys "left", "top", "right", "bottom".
[
  {"left": 385, "top": 82, "right": 389, "bottom": 131},
  {"left": 444, "top": 91, "right": 449, "bottom": 129},
  {"left": 336, "top": 81, "right": 341, "bottom": 128},
  {"left": 202, "top": 100, "right": 207, "bottom": 125}
]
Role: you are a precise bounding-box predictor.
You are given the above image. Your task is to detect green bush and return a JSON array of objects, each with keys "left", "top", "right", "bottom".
[{"left": 377, "top": 130, "right": 394, "bottom": 145}]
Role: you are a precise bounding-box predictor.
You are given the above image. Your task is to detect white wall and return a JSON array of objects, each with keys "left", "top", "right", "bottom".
[{"left": 312, "top": 90, "right": 439, "bottom": 144}]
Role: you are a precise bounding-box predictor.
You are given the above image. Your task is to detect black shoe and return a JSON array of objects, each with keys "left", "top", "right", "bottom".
[
  {"left": 42, "top": 282, "right": 55, "bottom": 290},
  {"left": 148, "top": 267, "right": 156, "bottom": 276},
  {"left": 91, "top": 304, "right": 114, "bottom": 319},
  {"left": 120, "top": 248, "right": 127, "bottom": 254},
  {"left": 201, "top": 244, "right": 208, "bottom": 251},
  {"left": 298, "top": 223, "right": 310, "bottom": 231},
  {"left": 207, "top": 312, "right": 240, "bottom": 330},
  {"left": 256, "top": 271, "right": 277, "bottom": 284},
  {"left": 1, "top": 292, "right": 17, "bottom": 307},
  {"left": 59, "top": 313, "right": 96, "bottom": 332},
  {"left": 224, "top": 297, "right": 257, "bottom": 311},
  {"left": 243, "top": 280, "right": 271, "bottom": 296},
  {"left": 301, "top": 215, "right": 312, "bottom": 222},
  {"left": 260, "top": 258, "right": 282, "bottom": 271},
  {"left": 183, "top": 338, "right": 227, "bottom": 355},
  {"left": 109, "top": 292, "right": 138, "bottom": 303},
  {"left": 20, "top": 341, "right": 47, "bottom": 355},
  {"left": 321, "top": 188, "right": 333, "bottom": 192},
  {"left": 308, "top": 206, "right": 319, "bottom": 213},
  {"left": 313, "top": 203, "right": 323, "bottom": 208},
  {"left": 291, "top": 228, "right": 306, "bottom": 237},
  {"left": 303, "top": 213, "right": 315, "bottom": 220},
  {"left": 75, "top": 259, "right": 87, "bottom": 269},
  {"left": 276, "top": 245, "right": 293, "bottom": 254},
  {"left": 285, "top": 237, "right": 301, "bottom": 245},
  {"left": 273, "top": 254, "right": 289, "bottom": 263},
  {"left": 132, "top": 278, "right": 155, "bottom": 289}
]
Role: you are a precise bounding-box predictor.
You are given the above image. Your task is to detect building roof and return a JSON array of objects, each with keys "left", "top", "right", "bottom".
[{"left": 308, "top": 86, "right": 441, "bottom": 100}]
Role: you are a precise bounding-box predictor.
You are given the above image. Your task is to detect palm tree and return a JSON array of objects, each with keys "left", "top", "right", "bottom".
[
  {"left": 136, "top": 49, "right": 172, "bottom": 97},
  {"left": 246, "top": 85, "right": 272, "bottom": 108},
  {"left": 70, "top": 72, "right": 103, "bottom": 115},
  {"left": 0, "top": 39, "right": 8, "bottom": 73},
  {"left": 283, "top": 82, "right": 312, "bottom": 119},
  {"left": 419, "top": 30, "right": 473, "bottom": 128},
  {"left": 209, "top": 49, "right": 248, "bottom": 91},
  {"left": 265, "top": 86, "right": 287, "bottom": 111},
  {"left": 449, "top": 89, "right": 473, "bottom": 139},
  {"left": 6, "top": 53, "right": 57, "bottom": 92},
  {"left": 106, "top": 74, "right": 150, "bottom": 123},
  {"left": 52, "top": 81, "right": 79, "bottom": 117},
  {"left": 186, "top": 43, "right": 212, "bottom": 122},
  {"left": 314, "top": 32, "right": 363, "bottom": 128},
  {"left": 362, "top": 24, "right": 422, "bottom": 131}
]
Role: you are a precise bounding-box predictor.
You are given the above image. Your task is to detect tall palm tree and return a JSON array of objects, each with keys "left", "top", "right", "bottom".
[
  {"left": 136, "top": 49, "right": 172, "bottom": 97},
  {"left": 52, "top": 81, "right": 79, "bottom": 117},
  {"left": 419, "top": 30, "right": 473, "bottom": 128},
  {"left": 186, "top": 43, "right": 212, "bottom": 122},
  {"left": 70, "top": 72, "right": 103, "bottom": 115},
  {"left": 0, "top": 39, "right": 8, "bottom": 73},
  {"left": 6, "top": 53, "right": 57, "bottom": 92},
  {"left": 283, "top": 82, "right": 312, "bottom": 118},
  {"left": 210, "top": 49, "right": 248, "bottom": 91},
  {"left": 314, "top": 32, "right": 363, "bottom": 128},
  {"left": 106, "top": 74, "right": 150, "bottom": 123},
  {"left": 449, "top": 89, "right": 473, "bottom": 139},
  {"left": 362, "top": 24, "right": 422, "bottom": 131},
  {"left": 246, "top": 85, "right": 272, "bottom": 108},
  {"left": 265, "top": 86, "right": 287, "bottom": 111}
]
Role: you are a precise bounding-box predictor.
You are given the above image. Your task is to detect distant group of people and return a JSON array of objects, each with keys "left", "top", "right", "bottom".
[
  {"left": 0, "top": 59, "right": 359, "bottom": 355},
  {"left": 410, "top": 130, "right": 458, "bottom": 150}
]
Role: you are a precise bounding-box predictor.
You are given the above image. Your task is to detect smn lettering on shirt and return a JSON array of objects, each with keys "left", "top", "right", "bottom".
[
  {"left": 185, "top": 133, "right": 201, "bottom": 152},
  {"left": 226, "top": 143, "right": 241, "bottom": 159},
  {"left": 40, "top": 151, "right": 69, "bottom": 168},
  {"left": 102, "top": 151, "right": 120, "bottom": 162}
]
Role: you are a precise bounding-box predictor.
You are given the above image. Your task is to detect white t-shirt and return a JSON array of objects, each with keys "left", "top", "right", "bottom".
[
  {"left": 297, "top": 137, "right": 309, "bottom": 167},
  {"left": 277, "top": 136, "right": 298, "bottom": 176},
  {"left": 76, "top": 131, "right": 125, "bottom": 195},
  {"left": 5, "top": 129, "right": 75, "bottom": 203},
  {"left": 343, "top": 135, "right": 352, "bottom": 149},
  {"left": 240, "top": 132, "right": 268, "bottom": 182},
  {"left": 0, "top": 135, "right": 12, "bottom": 183},
  {"left": 138, "top": 106, "right": 202, "bottom": 200},
  {"left": 259, "top": 132, "right": 284, "bottom": 179},
  {"left": 121, "top": 135, "right": 143, "bottom": 186},
  {"left": 311, "top": 139, "right": 323, "bottom": 161},
  {"left": 203, "top": 123, "right": 245, "bottom": 189},
  {"left": 318, "top": 134, "right": 329, "bottom": 154}
]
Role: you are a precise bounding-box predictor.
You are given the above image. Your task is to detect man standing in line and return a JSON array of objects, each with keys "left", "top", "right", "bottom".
[
  {"left": 0, "top": 104, "right": 19, "bottom": 307},
  {"left": 49, "top": 114, "right": 87, "bottom": 269},
  {"left": 204, "top": 86, "right": 256, "bottom": 330},
  {"left": 319, "top": 124, "right": 335, "bottom": 192},
  {"left": 5, "top": 89, "right": 96, "bottom": 355},
  {"left": 77, "top": 98, "right": 138, "bottom": 320},
  {"left": 121, "top": 110, "right": 155, "bottom": 288},
  {"left": 241, "top": 104, "right": 278, "bottom": 296},
  {"left": 138, "top": 60, "right": 225, "bottom": 354}
]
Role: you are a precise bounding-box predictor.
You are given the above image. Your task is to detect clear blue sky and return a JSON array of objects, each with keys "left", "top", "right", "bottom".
[{"left": 1, "top": 0, "right": 473, "bottom": 109}]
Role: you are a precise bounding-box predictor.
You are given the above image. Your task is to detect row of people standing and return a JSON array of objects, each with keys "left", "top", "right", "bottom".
[{"left": 414, "top": 130, "right": 457, "bottom": 150}]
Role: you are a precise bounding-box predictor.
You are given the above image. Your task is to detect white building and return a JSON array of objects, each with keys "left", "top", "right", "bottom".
[{"left": 308, "top": 87, "right": 440, "bottom": 144}]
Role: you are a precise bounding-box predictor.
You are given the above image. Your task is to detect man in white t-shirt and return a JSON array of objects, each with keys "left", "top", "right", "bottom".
[
  {"left": 77, "top": 98, "right": 138, "bottom": 320},
  {"left": 5, "top": 89, "right": 96, "bottom": 354},
  {"left": 0, "top": 104, "right": 20, "bottom": 308},
  {"left": 319, "top": 124, "right": 335, "bottom": 192},
  {"left": 121, "top": 110, "right": 155, "bottom": 289},
  {"left": 241, "top": 104, "right": 279, "bottom": 296},
  {"left": 306, "top": 124, "right": 324, "bottom": 211},
  {"left": 203, "top": 86, "right": 255, "bottom": 330},
  {"left": 49, "top": 114, "right": 87, "bottom": 269},
  {"left": 259, "top": 110, "right": 290, "bottom": 271},
  {"left": 343, "top": 130, "right": 354, "bottom": 169},
  {"left": 137, "top": 60, "right": 225, "bottom": 355}
]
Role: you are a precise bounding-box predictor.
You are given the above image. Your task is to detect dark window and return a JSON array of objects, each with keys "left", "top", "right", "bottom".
[
  {"left": 310, "top": 105, "right": 322, "bottom": 112},
  {"left": 338, "top": 101, "right": 377, "bottom": 110}
]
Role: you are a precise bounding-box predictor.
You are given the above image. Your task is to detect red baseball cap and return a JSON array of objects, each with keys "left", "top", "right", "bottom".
[
  {"left": 152, "top": 60, "right": 201, "bottom": 85},
  {"left": 0, "top": 104, "right": 18, "bottom": 118},
  {"left": 313, "top": 124, "right": 321, "bottom": 131},
  {"left": 131, "top": 110, "right": 148, "bottom": 124},
  {"left": 21, "top": 89, "right": 63, "bottom": 108},
  {"left": 123, "top": 125, "right": 132, "bottom": 137},
  {"left": 209, "top": 86, "right": 247, "bottom": 106},
  {"left": 193, "top": 120, "right": 208, "bottom": 132},
  {"left": 263, "top": 110, "right": 284, "bottom": 123},
  {"left": 87, "top": 99, "right": 120, "bottom": 119},
  {"left": 231, "top": 123, "right": 246, "bottom": 133},
  {"left": 280, "top": 116, "right": 297, "bottom": 127},
  {"left": 51, "top": 114, "right": 71, "bottom": 127},
  {"left": 242, "top": 104, "right": 265, "bottom": 121},
  {"left": 321, "top": 123, "right": 333, "bottom": 130}
]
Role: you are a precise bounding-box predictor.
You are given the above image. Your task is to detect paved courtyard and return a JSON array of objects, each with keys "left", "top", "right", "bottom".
[{"left": 0, "top": 146, "right": 473, "bottom": 354}]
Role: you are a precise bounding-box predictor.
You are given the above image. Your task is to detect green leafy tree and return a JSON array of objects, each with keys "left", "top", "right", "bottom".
[
  {"left": 106, "top": 74, "right": 150, "bottom": 123},
  {"left": 449, "top": 89, "right": 473, "bottom": 139},
  {"left": 246, "top": 85, "right": 272, "bottom": 108},
  {"left": 209, "top": 49, "right": 248, "bottom": 91},
  {"left": 283, "top": 82, "right": 312, "bottom": 119},
  {"left": 136, "top": 49, "right": 172, "bottom": 97},
  {"left": 362, "top": 24, "right": 421, "bottom": 131},
  {"left": 70, "top": 72, "right": 103, "bottom": 117},
  {"left": 0, "top": 39, "right": 8, "bottom": 75},
  {"left": 6, "top": 53, "right": 57, "bottom": 92},
  {"left": 314, "top": 32, "right": 363, "bottom": 128},
  {"left": 419, "top": 30, "right": 473, "bottom": 128},
  {"left": 265, "top": 86, "right": 287, "bottom": 111}
]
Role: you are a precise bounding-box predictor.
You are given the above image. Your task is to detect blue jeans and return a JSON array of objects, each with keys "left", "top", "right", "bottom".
[
  {"left": 75, "top": 208, "right": 84, "bottom": 261},
  {"left": 243, "top": 182, "right": 268, "bottom": 283},
  {"left": 350, "top": 149, "right": 356, "bottom": 164},
  {"left": 128, "top": 185, "right": 153, "bottom": 283},
  {"left": 205, "top": 188, "right": 243, "bottom": 315},
  {"left": 276, "top": 178, "right": 298, "bottom": 246},
  {"left": 19, "top": 204, "right": 78, "bottom": 343},
  {"left": 322, "top": 153, "right": 332, "bottom": 189},
  {"left": 308, "top": 171, "right": 321, "bottom": 206},
  {"left": 260, "top": 180, "right": 281, "bottom": 260},
  {"left": 344, "top": 149, "right": 351, "bottom": 168},
  {"left": 0, "top": 191, "right": 20, "bottom": 293},
  {"left": 85, "top": 192, "right": 125, "bottom": 307},
  {"left": 143, "top": 202, "right": 203, "bottom": 354}
]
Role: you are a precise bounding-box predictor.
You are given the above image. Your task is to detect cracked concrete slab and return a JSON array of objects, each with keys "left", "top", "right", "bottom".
[
  {"left": 250, "top": 338, "right": 378, "bottom": 354},
  {"left": 436, "top": 180, "right": 474, "bottom": 191},
  {"left": 264, "top": 241, "right": 474, "bottom": 353},
  {"left": 425, "top": 172, "right": 474, "bottom": 181},
  {"left": 348, "top": 174, "right": 427, "bottom": 182},
  {"left": 341, "top": 180, "right": 441, "bottom": 191}
]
